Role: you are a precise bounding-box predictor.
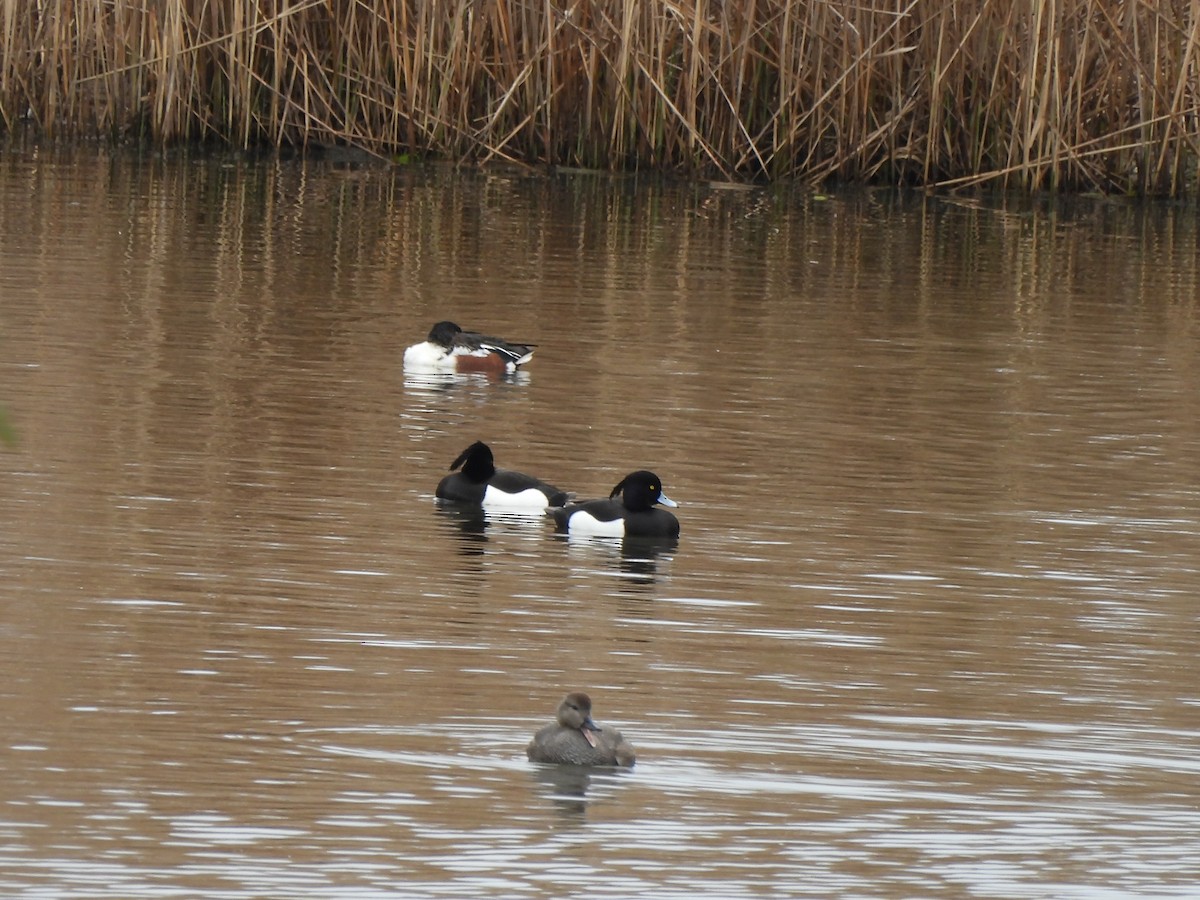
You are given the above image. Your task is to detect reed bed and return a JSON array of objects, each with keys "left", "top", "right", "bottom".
[{"left": 2, "top": 0, "right": 1199, "bottom": 194}]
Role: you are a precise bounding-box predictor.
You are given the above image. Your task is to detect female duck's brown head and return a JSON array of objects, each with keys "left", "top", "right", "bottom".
[{"left": 556, "top": 692, "right": 599, "bottom": 742}]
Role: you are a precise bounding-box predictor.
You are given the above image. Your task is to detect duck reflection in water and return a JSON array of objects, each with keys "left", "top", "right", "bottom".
[
  {"left": 529, "top": 764, "right": 600, "bottom": 819},
  {"left": 435, "top": 498, "right": 573, "bottom": 561},
  {"left": 559, "top": 532, "right": 677, "bottom": 591},
  {"left": 527, "top": 692, "right": 636, "bottom": 767},
  {"left": 616, "top": 535, "right": 677, "bottom": 587},
  {"left": 403, "top": 368, "right": 531, "bottom": 394},
  {"left": 433, "top": 503, "right": 489, "bottom": 557}
]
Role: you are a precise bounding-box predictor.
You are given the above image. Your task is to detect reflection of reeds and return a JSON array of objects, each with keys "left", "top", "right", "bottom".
[
  {"left": 3, "top": 1, "right": 1199, "bottom": 193},
  {"left": 0, "top": 407, "right": 14, "bottom": 447}
]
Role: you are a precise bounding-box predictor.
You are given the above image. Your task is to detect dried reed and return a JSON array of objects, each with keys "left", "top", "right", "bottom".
[{"left": 2, "top": 0, "right": 1198, "bottom": 194}]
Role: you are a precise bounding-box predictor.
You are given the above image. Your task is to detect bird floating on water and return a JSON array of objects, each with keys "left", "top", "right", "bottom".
[
  {"left": 436, "top": 440, "right": 569, "bottom": 509},
  {"left": 527, "top": 691, "right": 637, "bottom": 767},
  {"left": 404, "top": 320, "right": 535, "bottom": 375},
  {"left": 550, "top": 470, "right": 679, "bottom": 538}
]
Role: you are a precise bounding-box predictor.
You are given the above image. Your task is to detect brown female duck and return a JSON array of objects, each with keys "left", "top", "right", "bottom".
[{"left": 526, "top": 692, "right": 636, "bottom": 767}]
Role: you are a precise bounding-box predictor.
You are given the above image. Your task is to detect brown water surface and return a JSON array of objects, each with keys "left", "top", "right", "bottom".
[{"left": 2, "top": 148, "right": 1199, "bottom": 897}]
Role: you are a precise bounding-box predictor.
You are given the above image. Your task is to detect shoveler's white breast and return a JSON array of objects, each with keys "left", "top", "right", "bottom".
[
  {"left": 482, "top": 484, "right": 553, "bottom": 510},
  {"left": 403, "top": 341, "right": 455, "bottom": 371},
  {"left": 563, "top": 510, "right": 626, "bottom": 537}
]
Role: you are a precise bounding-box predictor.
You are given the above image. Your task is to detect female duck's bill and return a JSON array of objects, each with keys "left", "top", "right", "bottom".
[
  {"left": 527, "top": 692, "right": 636, "bottom": 767},
  {"left": 549, "top": 470, "right": 679, "bottom": 538},
  {"left": 403, "top": 320, "right": 535, "bottom": 375},
  {"left": 436, "top": 440, "right": 569, "bottom": 509}
]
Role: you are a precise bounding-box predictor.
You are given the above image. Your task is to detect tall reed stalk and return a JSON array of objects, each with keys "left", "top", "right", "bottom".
[{"left": 2, "top": 0, "right": 1198, "bottom": 194}]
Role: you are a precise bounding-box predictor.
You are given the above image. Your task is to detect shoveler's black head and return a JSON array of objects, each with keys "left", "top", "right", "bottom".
[
  {"left": 427, "top": 321, "right": 463, "bottom": 347},
  {"left": 609, "top": 470, "right": 678, "bottom": 512},
  {"left": 448, "top": 440, "right": 495, "bottom": 482}
]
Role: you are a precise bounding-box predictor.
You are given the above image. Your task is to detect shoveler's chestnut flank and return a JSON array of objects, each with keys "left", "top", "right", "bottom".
[
  {"left": 404, "top": 320, "right": 535, "bottom": 374},
  {"left": 550, "top": 470, "right": 680, "bottom": 538},
  {"left": 527, "top": 692, "right": 636, "bottom": 767},
  {"left": 436, "top": 441, "right": 569, "bottom": 509}
]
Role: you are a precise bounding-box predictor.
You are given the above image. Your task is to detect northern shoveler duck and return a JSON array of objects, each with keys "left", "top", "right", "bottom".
[
  {"left": 549, "top": 470, "right": 679, "bottom": 538},
  {"left": 404, "top": 321, "right": 535, "bottom": 374},
  {"left": 527, "top": 692, "right": 636, "bottom": 767},
  {"left": 436, "top": 440, "right": 569, "bottom": 509}
]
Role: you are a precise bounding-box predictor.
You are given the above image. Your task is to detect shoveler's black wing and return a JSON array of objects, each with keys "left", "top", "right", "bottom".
[{"left": 458, "top": 330, "right": 536, "bottom": 365}]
